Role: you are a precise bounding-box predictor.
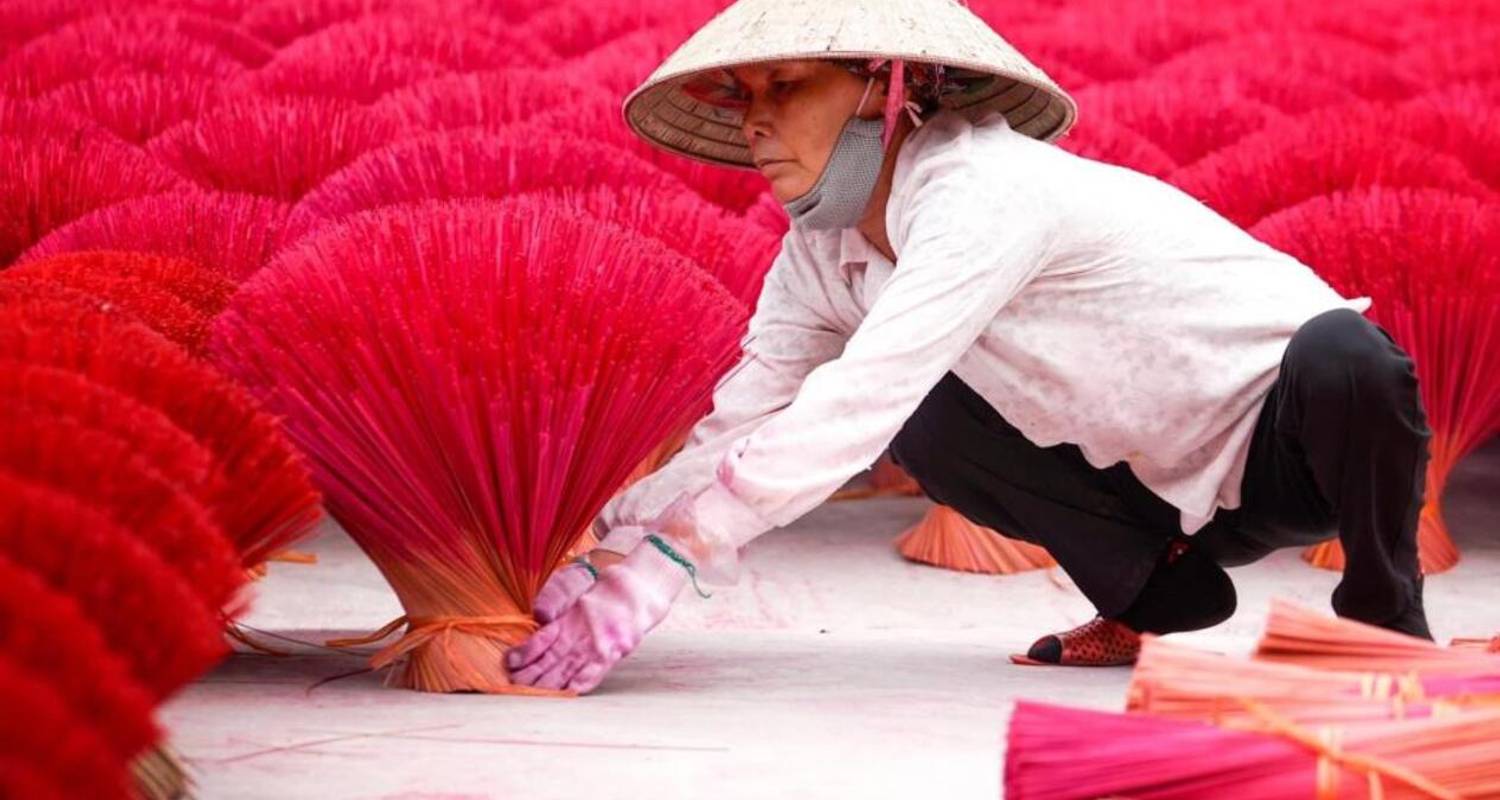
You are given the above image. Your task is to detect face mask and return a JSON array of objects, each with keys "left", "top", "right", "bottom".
[{"left": 782, "top": 76, "right": 886, "bottom": 230}]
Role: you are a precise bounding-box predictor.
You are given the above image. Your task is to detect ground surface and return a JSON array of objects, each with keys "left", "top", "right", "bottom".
[{"left": 164, "top": 444, "right": 1500, "bottom": 799}]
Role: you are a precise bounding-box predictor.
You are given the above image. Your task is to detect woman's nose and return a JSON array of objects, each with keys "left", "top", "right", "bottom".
[{"left": 741, "top": 97, "right": 772, "bottom": 143}]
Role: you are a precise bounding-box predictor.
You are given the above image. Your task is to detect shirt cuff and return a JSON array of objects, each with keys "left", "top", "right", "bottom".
[{"left": 691, "top": 479, "right": 773, "bottom": 552}]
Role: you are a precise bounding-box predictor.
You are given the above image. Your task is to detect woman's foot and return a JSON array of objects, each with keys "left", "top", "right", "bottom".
[{"left": 1010, "top": 617, "right": 1141, "bottom": 666}]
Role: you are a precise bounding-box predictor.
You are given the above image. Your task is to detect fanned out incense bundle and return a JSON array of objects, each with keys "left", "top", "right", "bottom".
[
  {"left": 38, "top": 71, "right": 226, "bottom": 143},
  {"left": 0, "top": 473, "right": 228, "bottom": 699},
  {"left": 1056, "top": 112, "right": 1177, "bottom": 179},
  {"left": 0, "top": 283, "right": 320, "bottom": 569},
  {"left": 0, "top": 94, "right": 115, "bottom": 142},
  {"left": 1071, "top": 76, "right": 1288, "bottom": 166},
  {"left": 514, "top": 0, "right": 704, "bottom": 59},
  {"left": 148, "top": 95, "right": 403, "bottom": 202},
  {"left": 0, "top": 136, "right": 182, "bottom": 265},
  {"left": 20, "top": 188, "right": 293, "bottom": 281},
  {"left": 1250, "top": 187, "right": 1500, "bottom": 574},
  {"left": 0, "top": 20, "right": 245, "bottom": 97},
  {"left": 21, "top": 11, "right": 274, "bottom": 69},
  {"left": 237, "top": 0, "right": 504, "bottom": 47},
  {"left": 532, "top": 185, "right": 781, "bottom": 307},
  {"left": 374, "top": 68, "right": 609, "bottom": 135},
  {"left": 211, "top": 197, "right": 746, "bottom": 693},
  {"left": 0, "top": 656, "right": 131, "bottom": 799},
  {"left": 0, "top": 557, "right": 159, "bottom": 773},
  {"left": 1169, "top": 114, "right": 1490, "bottom": 230},
  {"left": 1005, "top": 699, "right": 1500, "bottom": 800},
  {"left": 894, "top": 504, "right": 1057, "bottom": 575},
  {"left": 288, "top": 128, "right": 686, "bottom": 235},
  {"left": 1128, "top": 636, "right": 1500, "bottom": 726},
  {"left": 831, "top": 453, "right": 922, "bottom": 500},
  {"left": 3, "top": 251, "right": 235, "bottom": 352},
  {"left": 1255, "top": 598, "right": 1500, "bottom": 676}
]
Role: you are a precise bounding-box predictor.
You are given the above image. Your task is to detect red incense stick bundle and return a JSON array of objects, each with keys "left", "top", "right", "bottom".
[
  {"left": 1071, "top": 76, "right": 1288, "bottom": 167},
  {"left": 148, "top": 94, "right": 403, "bottom": 202},
  {"left": 1255, "top": 598, "right": 1500, "bottom": 675},
  {"left": 211, "top": 197, "right": 746, "bottom": 693},
  {"left": 894, "top": 504, "right": 1056, "bottom": 575},
  {"left": 0, "top": 557, "right": 159, "bottom": 768},
  {"left": 288, "top": 128, "right": 685, "bottom": 234},
  {"left": 0, "top": 657, "right": 130, "bottom": 799},
  {"left": 1005, "top": 699, "right": 1500, "bottom": 799},
  {"left": 3, "top": 251, "right": 232, "bottom": 352},
  {"left": 0, "top": 473, "right": 228, "bottom": 698},
  {"left": 0, "top": 136, "right": 182, "bottom": 265},
  {"left": 374, "top": 68, "right": 608, "bottom": 134},
  {"left": 1056, "top": 112, "right": 1177, "bottom": 179},
  {"left": 238, "top": 0, "right": 498, "bottom": 47},
  {"left": 234, "top": 44, "right": 450, "bottom": 104},
  {"left": 20, "top": 11, "right": 273, "bottom": 69},
  {"left": 0, "top": 284, "right": 320, "bottom": 568},
  {"left": 259, "top": 14, "right": 550, "bottom": 74},
  {"left": 19, "top": 188, "right": 293, "bottom": 280}
]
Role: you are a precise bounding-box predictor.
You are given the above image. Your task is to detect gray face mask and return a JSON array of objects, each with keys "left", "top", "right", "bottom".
[{"left": 781, "top": 114, "right": 886, "bottom": 230}]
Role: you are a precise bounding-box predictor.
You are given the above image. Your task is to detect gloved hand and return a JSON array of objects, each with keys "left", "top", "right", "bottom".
[
  {"left": 530, "top": 523, "right": 647, "bottom": 624},
  {"left": 505, "top": 532, "right": 695, "bottom": 693}
]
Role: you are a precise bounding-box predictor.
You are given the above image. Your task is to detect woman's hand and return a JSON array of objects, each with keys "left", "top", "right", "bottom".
[
  {"left": 530, "top": 547, "right": 627, "bottom": 624},
  {"left": 506, "top": 535, "right": 689, "bottom": 693}
]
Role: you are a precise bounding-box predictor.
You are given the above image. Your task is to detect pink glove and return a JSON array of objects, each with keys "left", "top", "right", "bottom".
[
  {"left": 531, "top": 523, "right": 651, "bottom": 624},
  {"left": 505, "top": 533, "right": 701, "bottom": 693}
]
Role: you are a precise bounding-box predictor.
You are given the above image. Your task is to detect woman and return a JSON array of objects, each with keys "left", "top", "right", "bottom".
[{"left": 506, "top": 0, "right": 1432, "bottom": 693}]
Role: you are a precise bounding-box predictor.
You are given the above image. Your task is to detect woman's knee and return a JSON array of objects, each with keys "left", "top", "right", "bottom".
[{"left": 1287, "top": 309, "right": 1424, "bottom": 424}]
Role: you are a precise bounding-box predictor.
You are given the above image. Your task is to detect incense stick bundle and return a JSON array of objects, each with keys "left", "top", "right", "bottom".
[
  {"left": 288, "top": 128, "right": 685, "bottom": 234},
  {"left": 0, "top": 20, "right": 245, "bottom": 98},
  {"left": 1006, "top": 699, "right": 1500, "bottom": 799},
  {"left": 831, "top": 453, "right": 922, "bottom": 500},
  {"left": 37, "top": 72, "right": 224, "bottom": 144},
  {"left": 0, "top": 135, "right": 182, "bottom": 265},
  {"left": 238, "top": 0, "right": 504, "bottom": 48},
  {"left": 0, "top": 283, "right": 321, "bottom": 569},
  {"left": 894, "top": 504, "right": 1056, "bottom": 575},
  {"left": 20, "top": 188, "right": 293, "bottom": 280},
  {"left": 0, "top": 472, "right": 229, "bottom": 698},
  {"left": 1250, "top": 187, "right": 1500, "bottom": 574},
  {"left": 1255, "top": 598, "right": 1500, "bottom": 675},
  {"left": 3, "top": 251, "right": 234, "bottom": 353},
  {"left": 211, "top": 197, "right": 746, "bottom": 693},
  {"left": 148, "top": 94, "right": 403, "bottom": 201},
  {"left": 1129, "top": 636, "right": 1500, "bottom": 726}
]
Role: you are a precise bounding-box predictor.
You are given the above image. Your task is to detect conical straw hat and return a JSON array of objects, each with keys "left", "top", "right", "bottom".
[{"left": 623, "top": 0, "right": 1078, "bottom": 169}]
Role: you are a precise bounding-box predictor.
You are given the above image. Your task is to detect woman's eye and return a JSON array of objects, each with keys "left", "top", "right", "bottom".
[{"left": 771, "top": 80, "right": 794, "bottom": 92}]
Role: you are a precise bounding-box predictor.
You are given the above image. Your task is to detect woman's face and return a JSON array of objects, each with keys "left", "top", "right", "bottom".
[{"left": 729, "top": 60, "right": 883, "bottom": 203}]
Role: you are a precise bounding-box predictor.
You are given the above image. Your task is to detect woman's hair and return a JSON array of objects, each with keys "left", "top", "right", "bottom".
[{"left": 834, "top": 58, "right": 993, "bottom": 119}]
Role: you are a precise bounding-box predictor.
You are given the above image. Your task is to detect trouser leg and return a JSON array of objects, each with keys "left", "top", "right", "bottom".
[
  {"left": 888, "top": 372, "right": 1222, "bottom": 622},
  {"left": 1220, "top": 308, "right": 1432, "bottom": 637}
]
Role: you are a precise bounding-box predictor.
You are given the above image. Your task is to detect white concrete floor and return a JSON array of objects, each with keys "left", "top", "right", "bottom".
[{"left": 164, "top": 444, "right": 1500, "bottom": 799}]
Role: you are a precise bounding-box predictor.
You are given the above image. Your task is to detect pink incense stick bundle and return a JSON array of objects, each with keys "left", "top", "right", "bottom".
[
  {"left": 1070, "top": 77, "right": 1288, "bottom": 168},
  {"left": 831, "top": 453, "right": 923, "bottom": 500},
  {"left": 1146, "top": 50, "right": 1360, "bottom": 116},
  {"left": 1128, "top": 636, "right": 1500, "bottom": 726},
  {"left": 1168, "top": 112, "right": 1489, "bottom": 230},
  {"left": 19, "top": 188, "right": 294, "bottom": 281},
  {"left": 20, "top": 11, "right": 274, "bottom": 69},
  {"left": 743, "top": 191, "right": 790, "bottom": 238},
  {"left": 148, "top": 94, "right": 404, "bottom": 202},
  {"left": 374, "top": 68, "right": 609, "bottom": 135},
  {"left": 1396, "top": 25, "right": 1500, "bottom": 85},
  {"left": 1255, "top": 598, "right": 1500, "bottom": 676},
  {"left": 0, "top": 473, "right": 229, "bottom": 699},
  {"left": 0, "top": 283, "right": 321, "bottom": 569},
  {"left": 0, "top": 557, "right": 159, "bottom": 774},
  {"left": 532, "top": 184, "right": 781, "bottom": 307},
  {"left": 211, "top": 197, "right": 746, "bottom": 693},
  {"left": 1152, "top": 30, "right": 1421, "bottom": 104},
  {"left": 237, "top": 52, "right": 450, "bottom": 105},
  {"left": 0, "top": 19, "right": 246, "bottom": 98},
  {"left": 1387, "top": 91, "right": 1500, "bottom": 192},
  {"left": 237, "top": 0, "right": 495, "bottom": 47},
  {"left": 0, "top": 135, "right": 182, "bottom": 265},
  {"left": 1005, "top": 699, "right": 1500, "bottom": 799},
  {"left": 514, "top": 0, "right": 705, "bottom": 59},
  {"left": 38, "top": 72, "right": 227, "bottom": 144},
  {"left": 260, "top": 14, "right": 552, "bottom": 74},
  {"left": 894, "top": 504, "right": 1057, "bottom": 575},
  {"left": 558, "top": 25, "right": 680, "bottom": 96},
  {"left": 3, "top": 251, "right": 234, "bottom": 353},
  {"left": 1056, "top": 111, "right": 1177, "bottom": 179},
  {"left": 289, "top": 128, "right": 685, "bottom": 234},
  {"left": 1250, "top": 187, "right": 1500, "bottom": 574},
  {"left": 0, "top": 95, "right": 112, "bottom": 143}
]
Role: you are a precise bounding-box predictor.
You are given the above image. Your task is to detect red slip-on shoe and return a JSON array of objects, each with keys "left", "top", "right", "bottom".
[{"left": 1010, "top": 617, "right": 1141, "bottom": 667}]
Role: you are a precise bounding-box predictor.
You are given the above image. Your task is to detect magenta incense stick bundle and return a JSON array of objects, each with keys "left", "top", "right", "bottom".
[{"left": 211, "top": 197, "right": 746, "bottom": 694}]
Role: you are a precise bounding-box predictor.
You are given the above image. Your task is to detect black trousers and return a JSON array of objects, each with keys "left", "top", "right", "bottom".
[{"left": 887, "top": 309, "right": 1431, "bottom": 632}]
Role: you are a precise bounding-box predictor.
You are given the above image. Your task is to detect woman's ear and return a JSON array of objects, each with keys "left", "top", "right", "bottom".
[{"left": 854, "top": 75, "right": 889, "bottom": 119}]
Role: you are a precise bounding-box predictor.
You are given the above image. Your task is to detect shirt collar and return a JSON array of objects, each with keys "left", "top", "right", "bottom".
[{"left": 837, "top": 226, "right": 888, "bottom": 284}]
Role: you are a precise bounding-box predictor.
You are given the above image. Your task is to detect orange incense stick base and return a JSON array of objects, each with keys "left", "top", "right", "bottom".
[{"left": 895, "top": 504, "right": 1056, "bottom": 574}]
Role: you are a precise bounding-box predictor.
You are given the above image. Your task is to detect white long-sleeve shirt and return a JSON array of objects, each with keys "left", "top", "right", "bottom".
[{"left": 597, "top": 108, "right": 1369, "bottom": 585}]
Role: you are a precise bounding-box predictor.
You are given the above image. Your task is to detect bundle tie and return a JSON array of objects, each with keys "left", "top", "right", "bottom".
[
  {"left": 1232, "top": 697, "right": 1459, "bottom": 800},
  {"left": 645, "top": 533, "right": 712, "bottom": 599},
  {"left": 328, "top": 613, "right": 539, "bottom": 668}
]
